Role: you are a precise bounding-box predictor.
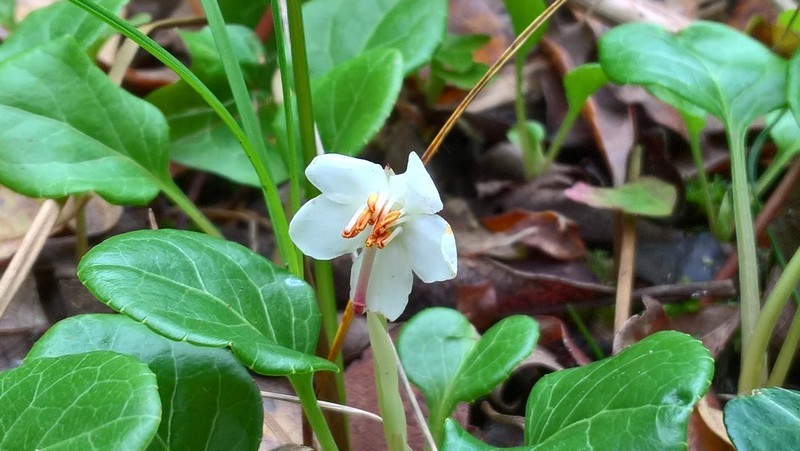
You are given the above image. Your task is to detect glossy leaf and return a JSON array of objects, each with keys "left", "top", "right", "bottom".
[
  {"left": 0, "top": 351, "right": 160, "bottom": 450},
  {"left": 0, "top": 0, "right": 126, "bottom": 61},
  {"left": 0, "top": 37, "right": 168, "bottom": 205},
  {"left": 526, "top": 331, "right": 713, "bottom": 449},
  {"left": 724, "top": 387, "right": 800, "bottom": 450},
  {"left": 313, "top": 48, "right": 403, "bottom": 155},
  {"left": 564, "top": 177, "right": 677, "bottom": 217},
  {"left": 77, "top": 229, "right": 337, "bottom": 375},
  {"left": 599, "top": 21, "right": 786, "bottom": 132},
  {"left": 148, "top": 25, "right": 283, "bottom": 187},
  {"left": 27, "top": 314, "right": 262, "bottom": 451},
  {"left": 398, "top": 308, "right": 538, "bottom": 442},
  {"left": 303, "top": 0, "right": 446, "bottom": 77}
]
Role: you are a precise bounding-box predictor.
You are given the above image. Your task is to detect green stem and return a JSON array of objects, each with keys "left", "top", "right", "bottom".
[
  {"left": 289, "top": 373, "right": 339, "bottom": 451},
  {"left": 159, "top": 179, "right": 222, "bottom": 237},
  {"left": 729, "top": 130, "right": 761, "bottom": 390},
  {"left": 544, "top": 108, "right": 580, "bottom": 167},
  {"left": 740, "top": 244, "right": 800, "bottom": 392},
  {"left": 686, "top": 121, "right": 720, "bottom": 239},
  {"left": 566, "top": 304, "right": 604, "bottom": 360},
  {"left": 514, "top": 55, "right": 537, "bottom": 179},
  {"left": 314, "top": 259, "right": 349, "bottom": 441},
  {"left": 765, "top": 220, "right": 800, "bottom": 387},
  {"left": 285, "top": 0, "right": 318, "bottom": 170},
  {"left": 367, "top": 312, "right": 407, "bottom": 451},
  {"left": 769, "top": 304, "right": 800, "bottom": 386},
  {"left": 271, "top": 0, "right": 303, "bottom": 215},
  {"left": 199, "top": 0, "right": 300, "bottom": 275}
]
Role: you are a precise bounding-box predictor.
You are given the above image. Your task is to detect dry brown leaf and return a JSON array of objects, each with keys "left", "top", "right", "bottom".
[
  {"left": 481, "top": 210, "right": 586, "bottom": 260},
  {"left": 612, "top": 296, "right": 671, "bottom": 354},
  {"left": 537, "top": 315, "right": 592, "bottom": 366}
]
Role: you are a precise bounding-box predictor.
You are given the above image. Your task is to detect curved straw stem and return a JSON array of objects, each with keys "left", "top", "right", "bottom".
[{"left": 421, "top": 0, "right": 567, "bottom": 165}]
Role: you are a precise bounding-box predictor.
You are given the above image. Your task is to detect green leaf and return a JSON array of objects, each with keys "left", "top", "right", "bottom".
[
  {"left": 313, "top": 48, "right": 403, "bottom": 155},
  {"left": 502, "top": 0, "right": 548, "bottom": 57},
  {"left": 303, "top": 0, "right": 446, "bottom": 77},
  {"left": 724, "top": 387, "right": 800, "bottom": 450},
  {"left": 525, "top": 331, "right": 713, "bottom": 449},
  {"left": 564, "top": 177, "right": 677, "bottom": 217},
  {"left": 0, "top": 351, "right": 160, "bottom": 450},
  {"left": 0, "top": 37, "right": 168, "bottom": 205},
  {"left": 431, "top": 34, "right": 490, "bottom": 89},
  {"left": 77, "top": 229, "right": 336, "bottom": 375},
  {"left": 563, "top": 63, "right": 609, "bottom": 113},
  {"left": 148, "top": 25, "right": 283, "bottom": 187},
  {"left": 27, "top": 314, "right": 262, "bottom": 451},
  {"left": 397, "top": 308, "right": 538, "bottom": 443},
  {"left": 0, "top": 0, "right": 127, "bottom": 61},
  {"left": 599, "top": 21, "right": 787, "bottom": 133}
]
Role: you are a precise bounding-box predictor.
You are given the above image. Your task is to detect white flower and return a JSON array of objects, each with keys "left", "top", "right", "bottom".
[{"left": 289, "top": 152, "right": 457, "bottom": 321}]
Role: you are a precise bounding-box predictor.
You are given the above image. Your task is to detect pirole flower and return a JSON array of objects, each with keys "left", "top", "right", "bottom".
[{"left": 289, "top": 152, "right": 457, "bottom": 321}]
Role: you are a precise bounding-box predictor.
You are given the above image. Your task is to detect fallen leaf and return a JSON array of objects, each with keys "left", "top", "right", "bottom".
[
  {"left": 536, "top": 315, "right": 591, "bottom": 366},
  {"left": 481, "top": 209, "right": 586, "bottom": 260}
]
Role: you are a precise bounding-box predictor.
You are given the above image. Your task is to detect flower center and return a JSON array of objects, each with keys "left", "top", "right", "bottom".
[{"left": 342, "top": 192, "right": 404, "bottom": 248}]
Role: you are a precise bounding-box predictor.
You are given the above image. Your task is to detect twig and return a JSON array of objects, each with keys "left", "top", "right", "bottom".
[
  {"left": 421, "top": 0, "right": 567, "bottom": 164},
  {"left": 261, "top": 390, "right": 383, "bottom": 424},
  {"left": 391, "top": 328, "right": 437, "bottom": 451},
  {"left": 614, "top": 145, "right": 641, "bottom": 333},
  {"left": 0, "top": 199, "right": 62, "bottom": 319}
]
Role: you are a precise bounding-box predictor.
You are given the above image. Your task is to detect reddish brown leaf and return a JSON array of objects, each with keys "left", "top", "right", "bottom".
[
  {"left": 688, "top": 392, "right": 734, "bottom": 451},
  {"left": 612, "top": 296, "right": 671, "bottom": 354},
  {"left": 481, "top": 209, "right": 586, "bottom": 260},
  {"left": 671, "top": 304, "right": 739, "bottom": 359},
  {"left": 537, "top": 315, "right": 591, "bottom": 366}
]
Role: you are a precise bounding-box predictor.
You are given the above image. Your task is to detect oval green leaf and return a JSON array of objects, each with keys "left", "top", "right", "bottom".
[
  {"left": 724, "top": 387, "right": 800, "bottom": 450},
  {"left": 564, "top": 177, "right": 677, "bottom": 217},
  {"left": 398, "top": 308, "right": 538, "bottom": 442},
  {"left": 0, "top": 351, "right": 160, "bottom": 450},
  {"left": 303, "top": 0, "right": 446, "bottom": 77},
  {"left": 313, "top": 48, "right": 403, "bottom": 155},
  {"left": 525, "top": 331, "right": 713, "bottom": 449},
  {"left": 0, "top": 0, "right": 127, "bottom": 62},
  {"left": 599, "top": 21, "right": 786, "bottom": 132},
  {"left": 0, "top": 37, "right": 168, "bottom": 205},
  {"left": 27, "top": 314, "right": 262, "bottom": 451},
  {"left": 77, "top": 229, "right": 336, "bottom": 375}
]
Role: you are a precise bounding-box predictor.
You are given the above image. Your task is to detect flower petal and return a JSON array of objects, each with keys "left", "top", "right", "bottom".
[
  {"left": 395, "top": 152, "right": 443, "bottom": 215},
  {"left": 289, "top": 196, "right": 365, "bottom": 259},
  {"left": 306, "top": 153, "right": 388, "bottom": 204},
  {"left": 401, "top": 214, "right": 457, "bottom": 283},
  {"left": 350, "top": 244, "right": 413, "bottom": 321}
]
